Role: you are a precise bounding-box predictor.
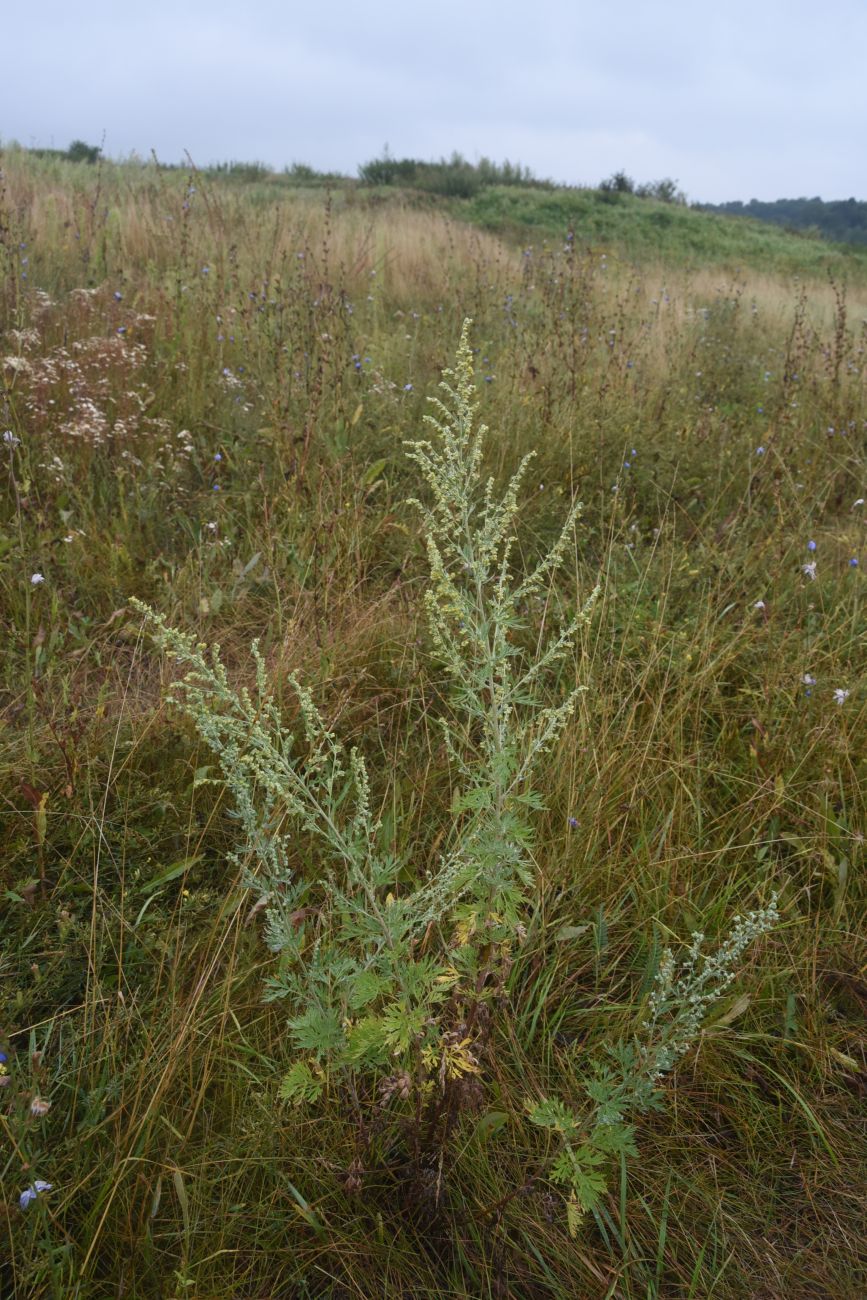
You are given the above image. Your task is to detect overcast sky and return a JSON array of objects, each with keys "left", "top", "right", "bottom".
[{"left": 4, "top": 0, "right": 865, "bottom": 203}]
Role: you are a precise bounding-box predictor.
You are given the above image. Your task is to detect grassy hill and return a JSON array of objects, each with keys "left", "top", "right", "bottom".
[
  {"left": 1, "top": 149, "right": 865, "bottom": 1298},
  {"left": 453, "top": 184, "right": 867, "bottom": 274},
  {"left": 8, "top": 143, "right": 867, "bottom": 277}
]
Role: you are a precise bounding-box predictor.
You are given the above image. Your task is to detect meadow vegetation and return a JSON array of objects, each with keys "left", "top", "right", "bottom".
[{"left": 1, "top": 149, "right": 865, "bottom": 1298}]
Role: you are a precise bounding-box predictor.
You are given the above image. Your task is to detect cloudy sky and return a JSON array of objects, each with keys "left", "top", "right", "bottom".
[{"left": 4, "top": 0, "right": 865, "bottom": 202}]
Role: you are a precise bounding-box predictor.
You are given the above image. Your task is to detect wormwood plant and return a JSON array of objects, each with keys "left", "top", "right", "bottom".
[{"left": 133, "top": 321, "right": 777, "bottom": 1221}]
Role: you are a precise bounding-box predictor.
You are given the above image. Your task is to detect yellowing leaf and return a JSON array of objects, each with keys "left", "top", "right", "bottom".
[
  {"left": 567, "top": 1194, "right": 584, "bottom": 1238},
  {"left": 714, "top": 992, "right": 751, "bottom": 1027}
]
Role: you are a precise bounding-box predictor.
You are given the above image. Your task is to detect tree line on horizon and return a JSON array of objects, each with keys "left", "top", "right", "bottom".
[{"left": 699, "top": 196, "right": 867, "bottom": 246}]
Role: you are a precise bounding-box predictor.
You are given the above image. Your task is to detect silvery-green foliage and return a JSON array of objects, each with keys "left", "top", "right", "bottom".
[
  {"left": 528, "top": 896, "right": 779, "bottom": 1225},
  {"left": 135, "top": 323, "right": 776, "bottom": 1222},
  {"left": 134, "top": 320, "right": 599, "bottom": 1093},
  {"left": 404, "top": 321, "right": 599, "bottom": 929},
  {"left": 638, "top": 895, "right": 780, "bottom": 1083}
]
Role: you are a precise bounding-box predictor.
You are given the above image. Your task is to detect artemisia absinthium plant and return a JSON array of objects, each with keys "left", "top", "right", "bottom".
[{"left": 135, "top": 320, "right": 776, "bottom": 1222}]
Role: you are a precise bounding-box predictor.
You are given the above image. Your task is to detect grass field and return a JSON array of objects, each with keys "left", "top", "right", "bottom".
[{"left": 1, "top": 150, "right": 865, "bottom": 1298}]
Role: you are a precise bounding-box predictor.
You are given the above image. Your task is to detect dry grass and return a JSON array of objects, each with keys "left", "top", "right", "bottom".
[{"left": 1, "top": 151, "right": 864, "bottom": 1299}]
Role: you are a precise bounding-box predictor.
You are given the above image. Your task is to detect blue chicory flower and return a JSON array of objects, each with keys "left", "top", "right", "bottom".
[{"left": 19, "top": 1182, "right": 53, "bottom": 1211}]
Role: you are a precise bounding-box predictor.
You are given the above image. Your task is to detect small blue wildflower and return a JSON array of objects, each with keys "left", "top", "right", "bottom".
[
  {"left": 403, "top": 383, "right": 413, "bottom": 392},
  {"left": 568, "top": 817, "right": 579, "bottom": 830},
  {"left": 213, "top": 452, "right": 222, "bottom": 462},
  {"left": 623, "top": 461, "right": 631, "bottom": 469},
  {"left": 19, "top": 1182, "right": 52, "bottom": 1211},
  {"left": 755, "top": 446, "right": 765, "bottom": 456},
  {"left": 849, "top": 557, "right": 859, "bottom": 567},
  {"left": 807, "top": 539, "right": 817, "bottom": 552},
  {"left": 117, "top": 326, "right": 126, "bottom": 335},
  {"left": 114, "top": 291, "right": 123, "bottom": 301},
  {"left": 201, "top": 266, "right": 210, "bottom": 275},
  {"left": 757, "top": 405, "right": 764, "bottom": 413},
  {"left": 212, "top": 484, "right": 220, "bottom": 492},
  {"left": 0, "top": 1051, "right": 7, "bottom": 1063}
]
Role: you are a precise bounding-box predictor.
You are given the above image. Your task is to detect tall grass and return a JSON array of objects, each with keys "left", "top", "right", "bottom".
[{"left": 1, "top": 151, "right": 864, "bottom": 1298}]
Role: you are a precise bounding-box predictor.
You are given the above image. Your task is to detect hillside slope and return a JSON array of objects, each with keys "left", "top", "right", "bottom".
[{"left": 449, "top": 184, "right": 867, "bottom": 275}]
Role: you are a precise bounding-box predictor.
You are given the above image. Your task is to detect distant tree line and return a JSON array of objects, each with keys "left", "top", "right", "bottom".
[
  {"left": 699, "top": 197, "right": 867, "bottom": 246},
  {"left": 357, "top": 150, "right": 551, "bottom": 198},
  {"left": 25, "top": 139, "right": 102, "bottom": 164},
  {"left": 210, "top": 160, "right": 349, "bottom": 185},
  {"left": 598, "top": 171, "right": 686, "bottom": 204}
]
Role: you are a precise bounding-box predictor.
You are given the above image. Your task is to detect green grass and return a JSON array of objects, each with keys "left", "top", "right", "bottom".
[
  {"left": 452, "top": 184, "right": 867, "bottom": 274},
  {"left": 0, "top": 150, "right": 865, "bottom": 1298}
]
